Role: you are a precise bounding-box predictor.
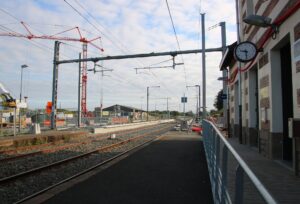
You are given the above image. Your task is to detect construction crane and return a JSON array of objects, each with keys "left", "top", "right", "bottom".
[
  {"left": 0, "top": 82, "right": 16, "bottom": 108},
  {"left": 0, "top": 21, "right": 104, "bottom": 116}
]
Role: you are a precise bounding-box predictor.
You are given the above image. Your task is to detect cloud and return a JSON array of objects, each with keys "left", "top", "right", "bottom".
[{"left": 0, "top": 0, "right": 236, "bottom": 112}]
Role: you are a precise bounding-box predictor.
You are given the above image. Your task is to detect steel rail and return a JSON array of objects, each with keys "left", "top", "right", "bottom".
[
  {"left": 0, "top": 124, "right": 172, "bottom": 184},
  {"left": 0, "top": 123, "right": 163, "bottom": 163},
  {"left": 14, "top": 128, "right": 170, "bottom": 204}
]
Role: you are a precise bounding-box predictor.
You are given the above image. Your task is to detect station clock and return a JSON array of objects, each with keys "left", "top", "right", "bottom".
[{"left": 234, "top": 41, "right": 258, "bottom": 63}]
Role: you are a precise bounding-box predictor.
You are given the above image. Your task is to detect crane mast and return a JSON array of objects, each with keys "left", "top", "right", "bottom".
[{"left": 81, "top": 43, "right": 88, "bottom": 116}]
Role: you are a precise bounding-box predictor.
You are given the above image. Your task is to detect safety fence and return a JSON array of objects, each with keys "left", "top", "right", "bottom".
[{"left": 202, "top": 119, "right": 277, "bottom": 204}]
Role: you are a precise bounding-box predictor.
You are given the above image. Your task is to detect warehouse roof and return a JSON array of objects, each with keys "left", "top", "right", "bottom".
[{"left": 102, "top": 104, "right": 144, "bottom": 112}]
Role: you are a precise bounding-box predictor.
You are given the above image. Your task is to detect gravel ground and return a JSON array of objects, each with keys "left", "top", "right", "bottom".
[
  {"left": 0, "top": 123, "right": 162, "bottom": 160},
  {"left": 0, "top": 124, "right": 168, "bottom": 178},
  {"left": 0, "top": 124, "right": 173, "bottom": 204}
]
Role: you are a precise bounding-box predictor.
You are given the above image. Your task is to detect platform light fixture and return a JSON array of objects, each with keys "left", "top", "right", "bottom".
[
  {"left": 243, "top": 14, "right": 272, "bottom": 27},
  {"left": 243, "top": 14, "right": 278, "bottom": 39}
]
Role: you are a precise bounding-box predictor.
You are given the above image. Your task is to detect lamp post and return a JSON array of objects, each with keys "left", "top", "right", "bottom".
[
  {"left": 19, "top": 64, "right": 28, "bottom": 132},
  {"left": 140, "top": 96, "right": 144, "bottom": 120},
  {"left": 166, "top": 97, "right": 170, "bottom": 119},
  {"left": 147, "top": 86, "right": 160, "bottom": 121},
  {"left": 187, "top": 85, "right": 201, "bottom": 119}
]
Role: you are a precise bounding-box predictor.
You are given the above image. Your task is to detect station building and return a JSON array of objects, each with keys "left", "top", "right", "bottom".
[{"left": 220, "top": 0, "right": 300, "bottom": 174}]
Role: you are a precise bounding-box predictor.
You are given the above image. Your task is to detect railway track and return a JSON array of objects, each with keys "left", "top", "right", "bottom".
[
  {"left": 0, "top": 123, "right": 174, "bottom": 204},
  {"left": 0, "top": 123, "right": 166, "bottom": 163},
  {"left": 0, "top": 123, "right": 171, "bottom": 178}
]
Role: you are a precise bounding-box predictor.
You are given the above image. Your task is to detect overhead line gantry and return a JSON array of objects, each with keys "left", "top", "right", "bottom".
[
  {"left": 56, "top": 47, "right": 222, "bottom": 64},
  {"left": 51, "top": 42, "right": 224, "bottom": 129}
]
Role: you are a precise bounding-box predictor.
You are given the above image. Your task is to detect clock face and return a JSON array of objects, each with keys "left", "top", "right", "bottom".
[{"left": 234, "top": 41, "right": 257, "bottom": 62}]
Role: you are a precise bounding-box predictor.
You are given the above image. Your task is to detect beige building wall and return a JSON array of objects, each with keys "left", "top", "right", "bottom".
[{"left": 228, "top": 0, "right": 300, "bottom": 171}]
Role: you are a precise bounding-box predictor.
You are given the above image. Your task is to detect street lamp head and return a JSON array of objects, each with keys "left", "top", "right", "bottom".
[
  {"left": 243, "top": 15, "right": 272, "bottom": 27},
  {"left": 21, "top": 64, "right": 28, "bottom": 69}
]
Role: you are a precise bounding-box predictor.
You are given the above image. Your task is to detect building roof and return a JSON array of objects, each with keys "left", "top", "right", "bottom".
[
  {"left": 102, "top": 104, "right": 144, "bottom": 112},
  {"left": 219, "top": 42, "right": 237, "bottom": 70}
]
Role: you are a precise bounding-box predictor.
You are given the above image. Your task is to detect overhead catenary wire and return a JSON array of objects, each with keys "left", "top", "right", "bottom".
[
  {"left": 63, "top": 2, "right": 148, "bottom": 68},
  {"left": 71, "top": 0, "right": 133, "bottom": 56},
  {"left": 65, "top": 0, "right": 177, "bottom": 97},
  {"left": 165, "top": 0, "right": 188, "bottom": 87},
  {"left": 71, "top": 0, "right": 177, "bottom": 96},
  {"left": 165, "top": 0, "right": 189, "bottom": 97},
  {"left": 1, "top": 2, "right": 196, "bottom": 108}
]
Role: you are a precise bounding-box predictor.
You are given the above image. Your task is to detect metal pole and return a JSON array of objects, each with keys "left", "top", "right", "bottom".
[
  {"left": 235, "top": 0, "right": 243, "bottom": 143},
  {"left": 227, "top": 69, "right": 231, "bottom": 137},
  {"left": 198, "top": 85, "right": 201, "bottom": 118},
  {"left": 0, "top": 111, "right": 2, "bottom": 136},
  {"left": 183, "top": 93, "right": 186, "bottom": 119},
  {"left": 51, "top": 41, "right": 60, "bottom": 129},
  {"left": 19, "top": 68, "right": 23, "bottom": 103},
  {"left": 18, "top": 64, "right": 28, "bottom": 133},
  {"left": 201, "top": 13, "right": 207, "bottom": 118},
  {"left": 100, "top": 70, "right": 103, "bottom": 120},
  {"left": 78, "top": 53, "right": 82, "bottom": 127},
  {"left": 19, "top": 67, "right": 23, "bottom": 133},
  {"left": 13, "top": 108, "right": 16, "bottom": 137},
  {"left": 167, "top": 97, "right": 169, "bottom": 119},
  {"left": 147, "top": 87, "right": 149, "bottom": 121},
  {"left": 221, "top": 22, "right": 228, "bottom": 131},
  {"left": 196, "top": 95, "right": 199, "bottom": 118}
]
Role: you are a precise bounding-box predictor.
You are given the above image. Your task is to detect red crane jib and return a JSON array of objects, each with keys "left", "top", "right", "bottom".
[{"left": 0, "top": 21, "right": 105, "bottom": 116}]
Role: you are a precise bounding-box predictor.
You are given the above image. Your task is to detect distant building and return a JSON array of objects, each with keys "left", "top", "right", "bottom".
[
  {"left": 101, "top": 104, "right": 146, "bottom": 122},
  {"left": 219, "top": 1, "right": 300, "bottom": 174}
]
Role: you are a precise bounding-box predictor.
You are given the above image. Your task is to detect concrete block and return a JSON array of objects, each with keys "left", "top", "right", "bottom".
[
  {"left": 30, "top": 123, "right": 41, "bottom": 135},
  {"left": 110, "top": 134, "right": 116, "bottom": 139},
  {"left": 93, "top": 128, "right": 104, "bottom": 134}
]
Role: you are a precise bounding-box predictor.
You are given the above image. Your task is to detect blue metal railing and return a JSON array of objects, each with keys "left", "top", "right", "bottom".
[{"left": 202, "top": 120, "right": 277, "bottom": 204}]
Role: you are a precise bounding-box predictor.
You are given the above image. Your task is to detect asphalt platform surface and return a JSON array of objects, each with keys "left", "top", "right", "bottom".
[{"left": 45, "top": 131, "right": 213, "bottom": 204}]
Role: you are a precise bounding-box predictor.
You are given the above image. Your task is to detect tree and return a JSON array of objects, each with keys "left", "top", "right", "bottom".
[
  {"left": 214, "top": 89, "right": 223, "bottom": 111},
  {"left": 170, "top": 111, "right": 180, "bottom": 117}
]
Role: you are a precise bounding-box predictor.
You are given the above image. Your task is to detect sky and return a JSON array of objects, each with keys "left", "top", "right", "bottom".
[{"left": 0, "top": 0, "right": 237, "bottom": 113}]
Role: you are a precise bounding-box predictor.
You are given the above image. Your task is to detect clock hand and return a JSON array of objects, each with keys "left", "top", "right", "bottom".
[{"left": 241, "top": 49, "right": 248, "bottom": 59}]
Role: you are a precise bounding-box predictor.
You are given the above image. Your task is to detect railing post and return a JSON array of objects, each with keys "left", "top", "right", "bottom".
[
  {"left": 235, "top": 164, "right": 244, "bottom": 204},
  {"left": 202, "top": 120, "right": 277, "bottom": 204},
  {"left": 214, "top": 136, "right": 220, "bottom": 202},
  {"left": 210, "top": 127, "right": 215, "bottom": 174},
  {"left": 221, "top": 145, "right": 228, "bottom": 204}
]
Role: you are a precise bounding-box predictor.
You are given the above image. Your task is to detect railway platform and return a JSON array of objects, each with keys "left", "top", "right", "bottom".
[
  {"left": 36, "top": 131, "right": 213, "bottom": 204},
  {"left": 227, "top": 137, "right": 300, "bottom": 204}
]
